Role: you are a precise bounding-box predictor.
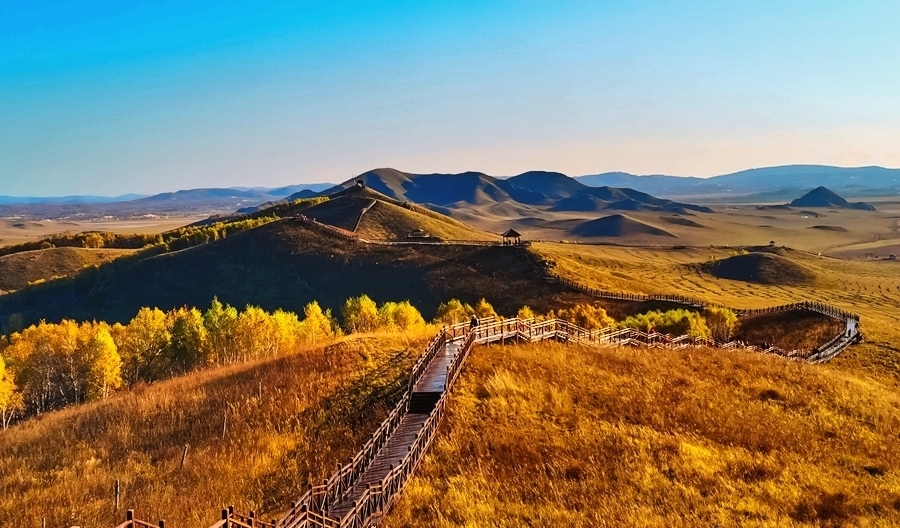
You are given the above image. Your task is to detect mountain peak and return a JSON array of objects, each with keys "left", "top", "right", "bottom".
[{"left": 790, "top": 186, "right": 876, "bottom": 211}]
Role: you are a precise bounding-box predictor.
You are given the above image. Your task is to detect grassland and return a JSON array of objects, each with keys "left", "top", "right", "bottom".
[
  {"left": 532, "top": 242, "right": 900, "bottom": 383},
  {"left": 0, "top": 247, "right": 132, "bottom": 293},
  {"left": 0, "top": 334, "right": 426, "bottom": 528},
  {"left": 385, "top": 341, "right": 900, "bottom": 527},
  {"left": 0, "top": 218, "right": 200, "bottom": 248}
]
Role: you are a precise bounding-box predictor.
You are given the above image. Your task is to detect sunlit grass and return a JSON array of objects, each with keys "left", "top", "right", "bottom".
[{"left": 385, "top": 341, "right": 900, "bottom": 527}]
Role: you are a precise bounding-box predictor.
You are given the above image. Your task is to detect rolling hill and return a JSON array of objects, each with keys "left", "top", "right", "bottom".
[
  {"left": 571, "top": 214, "right": 676, "bottom": 239},
  {"left": 789, "top": 186, "right": 877, "bottom": 211},
  {"left": 319, "top": 169, "right": 712, "bottom": 217}
]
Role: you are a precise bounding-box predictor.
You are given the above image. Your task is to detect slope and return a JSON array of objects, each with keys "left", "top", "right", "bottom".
[
  {"left": 790, "top": 186, "right": 877, "bottom": 211},
  {"left": 0, "top": 247, "right": 132, "bottom": 293},
  {"left": 572, "top": 214, "right": 676, "bottom": 239},
  {"left": 0, "top": 219, "right": 578, "bottom": 327},
  {"left": 355, "top": 200, "right": 497, "bottom": 242},
  {"left": 0, "top": 336, "right": 421, "bottom": 527},
  {"left": 385, "top": 341, "right": 900, "bottom": 527}
]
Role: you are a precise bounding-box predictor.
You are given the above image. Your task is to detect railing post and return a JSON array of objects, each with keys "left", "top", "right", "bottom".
[
  {"left": 222, "top": 508, "right": 230, "bottom": 528},
  {"left": 127, "top": 509, "right": 134, "bottom": 527}
]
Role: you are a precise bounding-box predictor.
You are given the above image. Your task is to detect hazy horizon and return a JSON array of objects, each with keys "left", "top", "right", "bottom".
[{"left": 3, "top": 1, "right": 899, "bottom": 196}]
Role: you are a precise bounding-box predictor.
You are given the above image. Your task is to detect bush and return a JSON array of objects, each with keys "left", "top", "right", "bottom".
[{"left": 379, "top": 301, "right": 426, "bottom": 332}]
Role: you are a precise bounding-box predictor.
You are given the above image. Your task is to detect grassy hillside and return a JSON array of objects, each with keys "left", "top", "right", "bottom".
[
  {"left": 0, "top": 247, "right": 131, "bottom": 292},
  {"left": 0, "top": 220, "right": 580, "bottom": 327},
  {"left": 533, "top": 243, "right": 900, "bottom": 383},
  {"left": 355, "top": 201, "right": 496, "bottom": 241},
  {"left": 385, "top": 341, "right": 900, "bottom": 527},
  {"left": 0, "top": 335, "right": 423, "bottom": 528}
]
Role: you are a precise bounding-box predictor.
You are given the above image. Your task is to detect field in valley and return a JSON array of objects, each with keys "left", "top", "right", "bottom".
[{"left": 0, "top": 217, "right": 204, "bottom": 248}]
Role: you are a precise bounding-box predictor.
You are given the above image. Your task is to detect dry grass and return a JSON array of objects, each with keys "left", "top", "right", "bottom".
[
  {"left": 385, "top": 341, "right": 900, "bottom": 527},
  {"left": 0, "top": 334, "right": 427, "bottom": 528},
  {"left": 533, "top": 243, "right": 900, "bottom": 383},
  {"left": 356, "top": 201, "right": 495, "bottom": 242},
  {"left": 0, "top": 247, "right": 132, "bottom": 293}
]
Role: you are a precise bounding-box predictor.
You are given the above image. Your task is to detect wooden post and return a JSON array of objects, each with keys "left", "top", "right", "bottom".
[
  {"left": 180, "top": 445, "right": 189, "bottom": 469},
  {"left": 222, "top": 412, "right": 227, "bottom": 438},
  {"left": 127, "top": 510, "right": 134, "bottom": 524},
  {"left": 222, "top": 509, "right": 230, "bottom": 528},
  {"left": 249, "top": 511, "right": 255, "bottom": 528},
  {"left": 41, "top": 518, "right": 46, "bottom": 528},
  {"left": 258, "top": 382, "right": 262, "bottom": 400},
  {"left": 114, "top": 479, "right": 120, "bottom": 512},
  {"left": 158, "top": 520, "right": 165, "bottom": 528}
]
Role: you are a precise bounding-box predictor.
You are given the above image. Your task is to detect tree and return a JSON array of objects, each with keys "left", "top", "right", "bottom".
[
  {"left": 558, "top": 304, "right": 615, "bottom": 330},
  {"left": 620, "top": 309, "right": 710, "bottom": 339},
  {"left": 433, "top": 299, "right": 474, "bottom": 325},
  {"left": 517, "top": 306, "right": 536, "bottom": 320},
  {"left": 342, "top": 295, "right": 380, "bottom": 333},
  {"left": 82, "top": 326, "right": 122, "bottom": 400},
  {"left": 0, "top": 355, "right": 22, "bottom": 429},
  {"left": 168, "top": 307, "right": 208, "bottom": 372},
  {"left": 378, "top": 301, "right": 426, "bottom": 332},
  {"left": 706, "top": 307, "right": 739, "bottom": 342},
  {"left": 299, "top": 302, "right": 337, "bottom": 344},
  {"left": 121, "top": 308, "right": 171, "bottom": 382},
  {"left": 473, "top": 298, "right": 498, "bottom": 319},
  {"left": 203, "top": 298, "right": 238, "bottom": 365},
  {"left": 234, "top": 306, "right": 278, "bottom": 361}
]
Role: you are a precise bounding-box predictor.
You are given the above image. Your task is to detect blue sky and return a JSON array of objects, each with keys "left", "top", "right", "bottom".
[{"left": 2, "top": 1, "right": 899, "bottom": 196}]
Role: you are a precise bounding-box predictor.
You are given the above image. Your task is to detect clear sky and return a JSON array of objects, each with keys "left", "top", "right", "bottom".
[{"left": 2, "top": 1, "right": 899, "bottom": 196}]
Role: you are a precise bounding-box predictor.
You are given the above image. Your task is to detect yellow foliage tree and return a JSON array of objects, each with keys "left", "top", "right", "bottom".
[
  {"left": 473, "top": 298, "right": 498, "bottom": 319},
  {"left": 379, "top": 301, "right": 426, "bottom": 332},
  {"left": 121, "top": 307, "right": 171, "bottom": 382},
  {"left": 168, "top": 307, "right": 208, "bottom": 372},
  {"left": 517, "top": 305, "right": 536, "bottom": 320},
  {"left": 203, "top": 298, "right": 238, "bottom": 365},
  {"left": 558, "top": 304, "right": 615, "bottom": 330},
  {"left": 82, "top": 327, "right": 122, "bottom": 400},
  {"left": 342, "top": 295, "right": 380, "bottom": 333},
  {"left": 706, "top": 307, "right": 740, "bottom": 342},
  {"left": 433, "top": 299, "right": 475, "bottom": 325},
  {"left": 299, "top": 301, "right": 337, "bottom": 344},
  {"left": 0, "top": 355, "right": 22, "bottom": 429}
]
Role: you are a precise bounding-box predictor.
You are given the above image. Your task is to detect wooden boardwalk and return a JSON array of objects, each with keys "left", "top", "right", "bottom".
[{"left": 326, "top": 339, "right": 463, "bottom": 520}]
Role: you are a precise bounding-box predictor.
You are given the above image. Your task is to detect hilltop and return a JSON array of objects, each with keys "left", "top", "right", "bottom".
[
  {"left": 572, "top": 214, "right": 676, "bottom": 239},
  {"left": 790, "top": 186, "right": 877, "bottom": 211}
]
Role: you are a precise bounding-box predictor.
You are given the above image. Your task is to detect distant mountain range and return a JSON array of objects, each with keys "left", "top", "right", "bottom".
[
  {"left": 577, "top": 165, "right": 900, "bottom": 199},
  {"left": 318, "top": 168, "right": 711, "bottom": 215},
  {"left": 4, "top": 165, "right": 899, "bottom": 221}
]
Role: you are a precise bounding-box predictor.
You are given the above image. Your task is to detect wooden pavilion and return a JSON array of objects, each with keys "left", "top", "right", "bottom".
[{"left": 502, "top": 229, "right": 522, "bottom": 245}]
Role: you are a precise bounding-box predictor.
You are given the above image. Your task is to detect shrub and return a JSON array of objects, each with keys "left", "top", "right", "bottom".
[{"left": 474, "top": 298, "right": 498, "bottom": 319}]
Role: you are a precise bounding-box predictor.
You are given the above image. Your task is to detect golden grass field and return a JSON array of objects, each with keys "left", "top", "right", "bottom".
[
  {"left": 385, "top": 341, "right": 900, "bottom": 527},
  {"left": 0, "top": 333, "right": 427, "bottom": 528},
  {"left": 532, "top": 242, "right": 900, "bottom": 383}
]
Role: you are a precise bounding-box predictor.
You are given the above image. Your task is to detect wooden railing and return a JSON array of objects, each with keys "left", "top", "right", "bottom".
[{"left": 114, "top": 510, "right": 166, "bottom": 528}]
